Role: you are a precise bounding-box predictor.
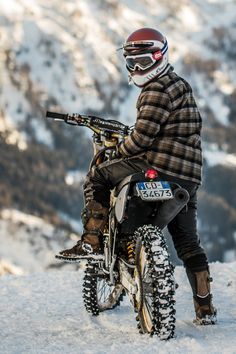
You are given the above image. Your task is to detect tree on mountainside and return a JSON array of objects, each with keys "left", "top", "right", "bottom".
[{"left": 199, "top": 165, "right": 236, "bottom": 261}]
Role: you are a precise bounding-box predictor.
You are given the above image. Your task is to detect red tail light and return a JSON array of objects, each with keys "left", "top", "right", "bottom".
[{"left": 145, "top": 169, "right": 158, "bottom": 180}]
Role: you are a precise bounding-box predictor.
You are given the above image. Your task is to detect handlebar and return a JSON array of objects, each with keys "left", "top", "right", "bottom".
[{"left": 46, "top": 111, "right": 129, "bottom": 136}]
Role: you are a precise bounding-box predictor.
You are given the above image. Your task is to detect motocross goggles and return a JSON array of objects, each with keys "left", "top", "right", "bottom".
[{"left": 125, "top": 41, "right": 168, "bottom": 72}]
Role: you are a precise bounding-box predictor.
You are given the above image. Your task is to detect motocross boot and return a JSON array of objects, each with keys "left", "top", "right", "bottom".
[
  {"left": 186, "top": 268, "right": 217, "bottom": 325},
  {"left": 57, "top": 201, "right": 109, "bottom": 261}
]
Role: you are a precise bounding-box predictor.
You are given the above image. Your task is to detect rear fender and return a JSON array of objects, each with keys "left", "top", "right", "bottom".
[
  {"left": 114, "top": 184, "right": 130, "bottom": 223},
  {"left": 114, "top": 173, "right": 142, "bottom": 223}
]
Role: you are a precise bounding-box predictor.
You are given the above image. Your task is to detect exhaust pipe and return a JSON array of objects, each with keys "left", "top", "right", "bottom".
[{"left": 153, "top": 187, "right": 190, "bottom": 230}]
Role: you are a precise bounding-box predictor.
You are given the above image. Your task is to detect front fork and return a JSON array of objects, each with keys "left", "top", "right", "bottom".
[
  {"left": 103, "top": 213, "right": 138, "bottom": 306},
  {"left": 102, "top": 227, "right": 118, "bottom": 285},
  {"left": 101, "top": 208, "right": 118, "bottom": 280}
]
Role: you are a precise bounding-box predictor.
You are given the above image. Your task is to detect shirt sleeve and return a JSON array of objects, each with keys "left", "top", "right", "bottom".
[{"left": 118, "top": 84, "right": 172, "bottom": 157}]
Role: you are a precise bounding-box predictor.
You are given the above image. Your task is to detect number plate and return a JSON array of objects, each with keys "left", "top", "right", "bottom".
[{"left": 136, "top": 181, "right": 173, "bottom": 201}]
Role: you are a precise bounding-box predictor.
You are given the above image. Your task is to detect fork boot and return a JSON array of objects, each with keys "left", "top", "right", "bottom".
[
  {"left": 58, "top": 201, "right": 109, "bottom": 259},
  {"left": 186, "top": 268, "right": 217, "bottom": 325}
]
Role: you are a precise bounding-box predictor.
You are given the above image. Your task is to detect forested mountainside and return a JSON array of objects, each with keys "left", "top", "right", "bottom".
[{"left": 0, "top": 0, "right": 236, "bottom": 262}]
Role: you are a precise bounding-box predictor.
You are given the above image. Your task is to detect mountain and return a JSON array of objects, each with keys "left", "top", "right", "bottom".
[
  {"left": 0, "top": 208, "right": 81, "bottom": 274},
  {"left": 0, "top": 262, "right": 235, "bottom": 353},
  {"left": 0, "top": 0, "right": 236, "bottom": 264}
]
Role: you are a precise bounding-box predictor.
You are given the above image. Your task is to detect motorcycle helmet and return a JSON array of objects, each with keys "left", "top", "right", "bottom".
[{"left": 123, "top": 28, "right": 169, "bottom": 87}]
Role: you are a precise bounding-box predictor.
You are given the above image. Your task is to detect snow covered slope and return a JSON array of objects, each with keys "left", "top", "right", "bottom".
[
  {"left": 0, "top": 209, "right": 79, "bottom": 274},
  {"left": 0, "top": 262, "right": 235, "bottom": 354},
  {"left": 0, "top": 1, "right": 236, "bottom": 271},
  {"left": 1, "top": 0, "right": 235, "bottom": 144}
]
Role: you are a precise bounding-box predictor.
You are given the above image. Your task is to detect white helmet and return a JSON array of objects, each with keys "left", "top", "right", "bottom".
[{"left": 123, "top": 28, "right": 169, "bottom": 87}]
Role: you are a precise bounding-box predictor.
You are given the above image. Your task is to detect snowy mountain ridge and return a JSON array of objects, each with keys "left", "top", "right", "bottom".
[
  {"left": 0, "top": 209, "right": 79, "bottom": 274},
  {"left": 1, "top": 0, "right": 236, "bottom": 174},
  {"left": 1, "top": 0, "right": 235, "bottom": 147},
  {"left": 1, "top": 0, "right": 236, "bottom": 268}
]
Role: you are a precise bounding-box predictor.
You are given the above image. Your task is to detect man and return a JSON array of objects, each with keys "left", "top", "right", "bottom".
[{"left": 58, "top": 28, "right": 216, "bottom": 324}]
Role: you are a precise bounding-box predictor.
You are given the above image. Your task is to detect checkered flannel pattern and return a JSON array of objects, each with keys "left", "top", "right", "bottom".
[{"left": 118, "top": 69, "right": 202, "bottom": 184}]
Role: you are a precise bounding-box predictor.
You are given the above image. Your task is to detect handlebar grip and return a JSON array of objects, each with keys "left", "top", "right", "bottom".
[{"left": 46, "top": 111, "right": 67, "bottom": 120}]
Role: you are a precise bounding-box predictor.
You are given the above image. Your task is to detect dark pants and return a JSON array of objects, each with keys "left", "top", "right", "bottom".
[{"left": 83, "top": 156, "right": 208, "bottom": 271}]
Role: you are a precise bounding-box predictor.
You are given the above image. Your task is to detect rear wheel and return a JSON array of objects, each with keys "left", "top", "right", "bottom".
[
  {"left": 134, "top": 225, "right": 176, "bottom": 340},
  {"left": 83, "top": 262, "right": 124, "bottom": 315}
]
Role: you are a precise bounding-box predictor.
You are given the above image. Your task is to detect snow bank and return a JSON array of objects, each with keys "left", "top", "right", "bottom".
[{"left": 0, "top": 259, "right": 24, "bottom": 276}]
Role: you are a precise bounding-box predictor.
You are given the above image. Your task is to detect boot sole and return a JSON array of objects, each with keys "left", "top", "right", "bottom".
[
  {"left": 193, "top": 314, "right": 217, "bottom": 326},
  {"left": 55, "top": 253, "right": 105, "bottom": 262}
]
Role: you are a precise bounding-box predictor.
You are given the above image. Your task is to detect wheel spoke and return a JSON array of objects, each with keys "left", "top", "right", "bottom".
[
  {"left": 143, "top": 264, "right": 149, "bottom": 280},
  {"left": 83, "top": 263, "right": 124, "bottom": 314},
  {"left": 144, "top": 297, "right": 153, "bottom": 319},
  {"left": 97, "top": 280, "right": 111, "bottom": 303}
]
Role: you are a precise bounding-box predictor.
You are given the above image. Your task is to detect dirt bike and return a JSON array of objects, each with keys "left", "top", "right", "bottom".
[{"left": 46, "top": 111, "right": 189, "bottom": 340}]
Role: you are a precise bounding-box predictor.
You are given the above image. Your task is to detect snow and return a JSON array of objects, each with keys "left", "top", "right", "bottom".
[
  {"left": 64, "top": 170, "right": 86, "bottom": 186},
  {"left": 0, "top": 2, "right": 236, "bottom": 349},
  {"left": 0, "top": 0, "right": 24, "bottom": 16},
  {"left": 0, "top": 209, "right": 79, "bottom": 274},
  {"left": 203, "top": 143, "right": 236, "bottom": 167},
  {"left": 0, "top": 262, "right": 235, "bottom": 353},
  {"left": 178, "top": 5, "right": 201, "bottom": 32},
  {"left": 213, "top": 71, "right": 235, "bottom": 95},
  {"left": 118, "top": 84, "right": 139, "bottom": 125},
  {"left": 1, "top": 0, "right": 235, "bottom": 146},
  {"left": 1, "top": 209, "right": 54, "bottom": 236},
  {"left": 0, "top": 259, "right": 24, "bottom": 276},
  {"left": 188, "top": 72, "right": 230, "bottom": 127}
]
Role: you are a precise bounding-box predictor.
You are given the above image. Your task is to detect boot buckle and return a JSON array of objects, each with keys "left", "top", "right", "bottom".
[{"left": 82, "top": 242, "right": 93, "bottom": 254}]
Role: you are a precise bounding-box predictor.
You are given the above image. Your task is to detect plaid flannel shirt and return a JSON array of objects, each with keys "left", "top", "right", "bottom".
[{"left": 118, "top": 68, "right": 202, "bottom": 184}]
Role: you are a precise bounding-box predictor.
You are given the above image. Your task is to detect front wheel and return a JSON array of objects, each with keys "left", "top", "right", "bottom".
[
  {"left": 134, "top": 225, "right": 176, "bottom": 340},
  {"left": 83, "top": 262, "right": 124, "bottom": 315}
]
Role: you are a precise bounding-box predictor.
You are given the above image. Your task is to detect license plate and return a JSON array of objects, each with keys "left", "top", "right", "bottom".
[{"left": 136, "top": 181, "right": 173, "bottom": 201}]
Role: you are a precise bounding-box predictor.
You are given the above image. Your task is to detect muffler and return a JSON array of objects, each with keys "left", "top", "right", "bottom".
[{"left": 153, "top": 187, "right": 190, "bottom": 230}]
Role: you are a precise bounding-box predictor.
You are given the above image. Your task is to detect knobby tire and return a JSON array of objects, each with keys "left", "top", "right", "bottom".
[{"left": 134, "top": 225, "right": 176, "bottom": 340}]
